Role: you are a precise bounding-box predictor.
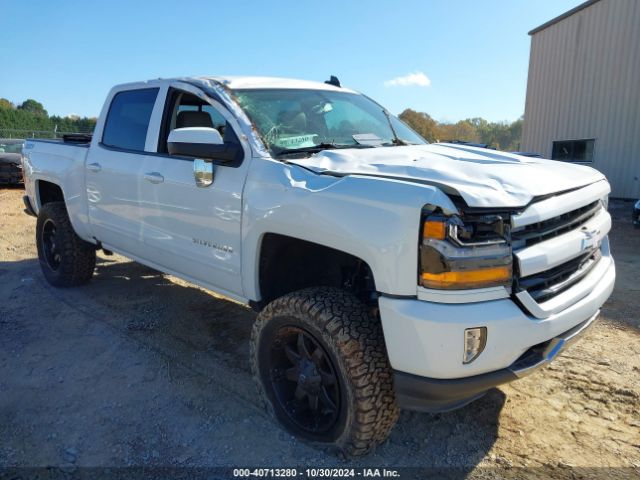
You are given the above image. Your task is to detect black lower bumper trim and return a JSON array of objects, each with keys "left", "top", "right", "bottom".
[
  {"left": 394, "top": 368, "right": 517, "bottom": 413},
  {"left": 394, "top": 313, "right": 599, "bottom": 413}
]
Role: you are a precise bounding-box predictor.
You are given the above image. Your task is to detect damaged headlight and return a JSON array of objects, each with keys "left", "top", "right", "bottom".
[{"left": 419, "top": 207, "right": 512, "bottom": 290}]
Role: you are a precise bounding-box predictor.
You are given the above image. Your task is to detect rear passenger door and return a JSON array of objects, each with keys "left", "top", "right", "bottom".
[{"left": 86, "top": 87, "right": 161, "bottom": 259}]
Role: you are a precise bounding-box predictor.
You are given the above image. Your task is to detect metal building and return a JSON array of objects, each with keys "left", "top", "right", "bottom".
[{"left": 521, "top": 0, "right": 640, "bottom": 198}]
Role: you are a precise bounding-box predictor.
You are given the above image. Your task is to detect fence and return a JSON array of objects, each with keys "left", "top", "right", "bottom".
[{"left": 0, "top": 128, "right": 93, "bottom": 140}]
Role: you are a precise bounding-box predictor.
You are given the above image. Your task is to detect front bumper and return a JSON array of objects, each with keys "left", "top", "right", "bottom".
[
  {"left": 394, "top": 312, "right": 598, "bottom": 412},
  {"left": 0, "top": 162, "right": 23, "bottom": 184},
  {"left": 379, "top": 244, "right": 615, "bottom": 412}
]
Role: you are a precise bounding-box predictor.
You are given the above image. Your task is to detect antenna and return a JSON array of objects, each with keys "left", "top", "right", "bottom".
[{"left": 324, "top": 75, "right": 341, "bottom": 88}]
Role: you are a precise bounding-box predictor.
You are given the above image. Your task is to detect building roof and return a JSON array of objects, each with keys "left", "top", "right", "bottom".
[{"left": 529, "top": 0, "right": 601, "bottom": 35}]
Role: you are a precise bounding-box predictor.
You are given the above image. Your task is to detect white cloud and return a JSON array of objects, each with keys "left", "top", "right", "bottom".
[{"left": 383, "top": 72, "right": 431, "bottom": 88}]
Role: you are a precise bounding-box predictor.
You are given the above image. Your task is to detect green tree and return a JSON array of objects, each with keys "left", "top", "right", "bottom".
[
  {"left": 399, "top": 108, "right": 524, "bottom": 151},
  {"left": 18, "top": 99, "right": 47, "bottom": 116},
  {"left": 398, "top": 109, "right": 438, "bottom": 142},
  {"left": 0, "top": 98, "right": 96, "bottom": 136}
]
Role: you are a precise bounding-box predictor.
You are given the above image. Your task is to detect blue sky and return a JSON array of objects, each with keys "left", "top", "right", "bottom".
[{"left": 0, "top": 0, "right": 583, "bottom": 122}]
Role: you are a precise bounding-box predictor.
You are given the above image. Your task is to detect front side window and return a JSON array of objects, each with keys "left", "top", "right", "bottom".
[
  {"left": 157, "top": 90, "right": 240, "bottom": 155},
  {"left": 232, "top": 89, "right": 426, "bottom": 156},
  {"left": 102, "top": 88, "right": 159, "bottom": 151},
  {"left": 552, "top": 139, "right": 595, "bottom": 163}
]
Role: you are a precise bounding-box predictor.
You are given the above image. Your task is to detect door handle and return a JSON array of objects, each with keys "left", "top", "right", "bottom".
[
  {"left": 144, "top": 172, "right": 164, "bottom": 184},
  {"left": 87, "top": 162, "right": 102, "bottom": 173}
]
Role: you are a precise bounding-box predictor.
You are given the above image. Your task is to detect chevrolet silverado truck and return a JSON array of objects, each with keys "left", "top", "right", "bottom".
[{"left": 22, "top": 76, "right": 615, "bottom": 456}]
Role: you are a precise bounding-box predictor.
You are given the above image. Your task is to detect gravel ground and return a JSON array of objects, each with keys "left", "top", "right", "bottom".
[{"left": 0, "top": 187, "right": 639, "bottom": 477}]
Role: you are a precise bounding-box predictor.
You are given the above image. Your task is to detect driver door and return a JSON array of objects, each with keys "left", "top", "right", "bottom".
[{"left": 138, "top": 87, "right": 247, "bottom": 298}]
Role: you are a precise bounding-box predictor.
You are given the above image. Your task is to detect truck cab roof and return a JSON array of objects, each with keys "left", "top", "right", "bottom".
[{"left": 113, "top": 76, "right": 357, "bottom": 93}]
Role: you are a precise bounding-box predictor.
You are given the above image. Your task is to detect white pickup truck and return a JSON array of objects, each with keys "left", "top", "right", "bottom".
[{"left": 22, "top": 76, "right": 615, "bottom": 456}]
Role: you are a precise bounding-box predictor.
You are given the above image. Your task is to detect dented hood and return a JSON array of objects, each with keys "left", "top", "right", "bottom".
[{"left": 288, "top": 143, "right": 606, "bottom": 208}]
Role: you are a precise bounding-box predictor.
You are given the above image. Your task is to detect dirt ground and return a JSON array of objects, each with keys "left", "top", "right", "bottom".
[{"left": 1, "top": 186, "right": 639, "bottom": 477}]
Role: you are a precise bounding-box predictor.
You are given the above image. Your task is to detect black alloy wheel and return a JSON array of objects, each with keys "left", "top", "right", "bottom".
[
  {"left": 41, "top": 218, "right": 62, "bottom": 271},
  {"left": 269, "top": 325, "right": 341, "bottom": 434}
]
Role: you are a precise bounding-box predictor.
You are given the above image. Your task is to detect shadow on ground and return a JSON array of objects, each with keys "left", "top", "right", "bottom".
[{"left": 0, "top": 255, "right": 504, "bottom": 468}]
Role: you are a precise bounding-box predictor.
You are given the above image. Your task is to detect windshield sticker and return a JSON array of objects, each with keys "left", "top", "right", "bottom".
[{"left": 273, "top": 134, "right": 318, "bottom": 149}]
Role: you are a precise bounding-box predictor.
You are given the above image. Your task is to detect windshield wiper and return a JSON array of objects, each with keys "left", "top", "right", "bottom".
[
  {"left": 381, "top": 109, "right": 416, "bottom": 146},
  {"left": 273, "top": 142, "right": 372, "bottom": 157}
]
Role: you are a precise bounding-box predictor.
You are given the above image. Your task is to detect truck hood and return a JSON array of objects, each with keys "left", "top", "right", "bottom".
[{"left": 288, "top": 143, "right": 606, "bottom": 208}]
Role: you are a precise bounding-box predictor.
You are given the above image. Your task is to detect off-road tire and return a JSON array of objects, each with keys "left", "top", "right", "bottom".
[
  {"left": 251, "top": 287, "right": 400, "bottom": 456},
  {"left": 36, "top": 202, "right": 96, "bottom": 287}
]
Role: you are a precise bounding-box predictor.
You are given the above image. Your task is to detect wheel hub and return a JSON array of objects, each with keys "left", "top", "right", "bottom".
[{"left": 297, "top": 359, "right": 321, "bottom": 393}]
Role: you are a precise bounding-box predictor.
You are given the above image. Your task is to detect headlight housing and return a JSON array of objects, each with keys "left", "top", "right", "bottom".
[{"left": 419, "top": 207, "right": 513, "bottom": 290}]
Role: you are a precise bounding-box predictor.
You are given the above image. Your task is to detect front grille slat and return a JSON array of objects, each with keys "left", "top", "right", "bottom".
[
  {"left": 519, "top": 250, "right": 601, "bottom": 303},
  {"left": 512, "top": 200, "right": 601, "bottom": 248}
]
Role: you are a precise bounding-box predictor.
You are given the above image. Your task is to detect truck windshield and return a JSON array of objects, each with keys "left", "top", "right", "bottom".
[
  {"left": 232, "top": 89, "right": 426, "bottom": 157},
  {"left": 0, "top": 141, "right": 24, "bottom": 154}
]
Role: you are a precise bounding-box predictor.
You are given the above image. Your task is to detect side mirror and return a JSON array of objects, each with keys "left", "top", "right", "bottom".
[{"left": 167, "top": 127, "right": 240, "bottom": 162}]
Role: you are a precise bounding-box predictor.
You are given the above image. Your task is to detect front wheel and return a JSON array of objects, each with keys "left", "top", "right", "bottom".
[
  {"left": 250, "top": 287, "right": 399, "bottom": 456},
  {"left": 36, "top": 202, "right": 96, "bottom": 287}
]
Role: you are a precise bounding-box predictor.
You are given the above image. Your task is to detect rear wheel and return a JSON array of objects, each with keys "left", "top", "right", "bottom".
[
  {"left": 251, "top": 287, "right": 399, "bottom": 456},
  {"left": 36, "top": 202, "right": 96, "bottom": 287}
]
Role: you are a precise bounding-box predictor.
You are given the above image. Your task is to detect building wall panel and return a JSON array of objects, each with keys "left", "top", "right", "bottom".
[{"left": 521, "top": 0, "right": 640, "bottom": 198}]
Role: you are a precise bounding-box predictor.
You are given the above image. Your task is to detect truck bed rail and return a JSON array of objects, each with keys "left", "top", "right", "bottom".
[{"left": 62, "top": 133, "right": 92, "bottom": 144}]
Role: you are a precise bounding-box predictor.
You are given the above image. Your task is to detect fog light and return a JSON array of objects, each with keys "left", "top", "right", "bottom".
[{"left": 463, "top": 327, "right": 487, "bottom": 364}]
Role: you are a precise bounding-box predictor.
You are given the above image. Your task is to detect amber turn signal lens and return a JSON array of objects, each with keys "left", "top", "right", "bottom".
[
  {"left": 421, "top": 266, "right": 511, "bottom": 289},
  {"left": 423, "top": 220, "right": 446, "bottom": 240}
]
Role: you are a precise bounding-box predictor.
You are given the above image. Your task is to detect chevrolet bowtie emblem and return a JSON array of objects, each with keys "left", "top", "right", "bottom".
[{"left": 580, "top": 227, "right": 600, "bottom": 252}]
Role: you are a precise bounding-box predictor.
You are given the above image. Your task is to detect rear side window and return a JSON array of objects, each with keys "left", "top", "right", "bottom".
[{"left": 102, "top": 88, "right": 159, "bottom": 151}]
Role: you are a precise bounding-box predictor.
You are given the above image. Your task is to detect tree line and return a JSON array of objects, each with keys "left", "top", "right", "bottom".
[
  {"left": 399, "top": 109, "right": 523, "bottom": 151},
  {"left": 0, "top": 98, "right": 96, "bottom": 135}
]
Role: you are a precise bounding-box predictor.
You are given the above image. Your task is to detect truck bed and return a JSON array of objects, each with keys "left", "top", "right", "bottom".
[
  {"left": 23, "top": 136, "right": 93, "bottom": 239},
  {"left": 28, "top": 133, "right": 92, "bottom": 147}
]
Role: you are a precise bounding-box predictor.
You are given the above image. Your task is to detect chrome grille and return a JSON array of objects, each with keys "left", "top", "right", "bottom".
[
  {"left": 517, "top": 249, "right": 601, "bottom": 303},
  {"left": 512, "top": 200, "right": 601, "bottom": 249},
  {"left": 513, "top": 198, "right": 606, "bottom": 305}
]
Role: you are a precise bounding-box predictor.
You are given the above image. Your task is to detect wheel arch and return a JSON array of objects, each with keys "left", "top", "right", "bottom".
[
  {"left": 33, "top": 178, "right": 95, "bottom": 244},
  {"left": 253, "top": 233, "right": 377, "bottom": 308},
  {"left": 35, "top": 179, "right": 65, "bottom": 209}
]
